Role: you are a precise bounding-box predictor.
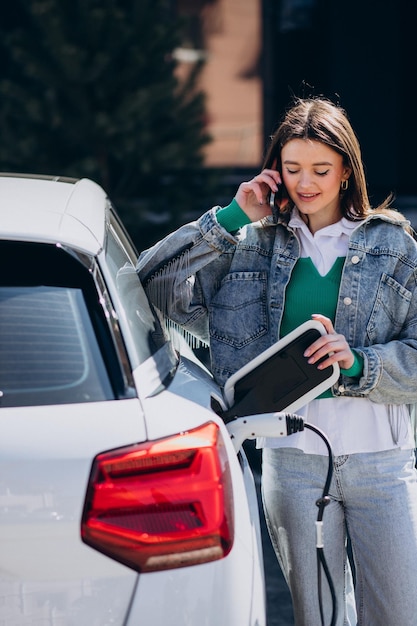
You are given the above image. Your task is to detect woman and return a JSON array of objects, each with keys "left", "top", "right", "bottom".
[{"left": 137, "top": 98, "right": 417, "bottom": 625}]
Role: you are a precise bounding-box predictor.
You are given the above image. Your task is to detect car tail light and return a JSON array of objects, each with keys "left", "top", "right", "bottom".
[{"left": 81, "top": 421, "right": 234, "bottom": 572}]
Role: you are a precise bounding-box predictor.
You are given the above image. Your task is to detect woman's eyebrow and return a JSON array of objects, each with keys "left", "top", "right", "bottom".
[{"left": 283, "top": 160, "right": 333, "bottom": 166}]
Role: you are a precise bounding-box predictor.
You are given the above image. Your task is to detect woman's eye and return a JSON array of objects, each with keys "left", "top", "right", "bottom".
[
  {"left": 315, "top": 170, "right": 330, "bottom": 176},
  {"left": 286, "top": 169, "right": 298, "bottom": 175}
]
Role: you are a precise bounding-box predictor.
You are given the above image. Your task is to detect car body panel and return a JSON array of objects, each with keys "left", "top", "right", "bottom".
[
  {"left": 0, "top": 176, "right": 105, "bottom": 254},
  {"left": 0, "top": 400, "right": 148, "bottom": 460}
]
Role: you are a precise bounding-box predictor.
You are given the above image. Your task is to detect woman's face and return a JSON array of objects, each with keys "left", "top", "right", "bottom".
[{"left": 280, "top": 138, "right": 351, "bottom": 233}]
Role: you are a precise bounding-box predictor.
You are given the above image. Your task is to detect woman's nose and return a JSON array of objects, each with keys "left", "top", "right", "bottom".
[{"left": 298, "top": 171, "right": 313, "bottom": 188}]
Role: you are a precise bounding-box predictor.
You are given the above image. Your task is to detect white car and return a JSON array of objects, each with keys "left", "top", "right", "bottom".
[{"left": 0, "top": 174, "right": 266, "bottom": 626}]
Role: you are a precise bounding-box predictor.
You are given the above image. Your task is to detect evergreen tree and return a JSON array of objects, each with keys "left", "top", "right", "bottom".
[{"left": 0, "top": 0, "right": 213, "bottom": 246}]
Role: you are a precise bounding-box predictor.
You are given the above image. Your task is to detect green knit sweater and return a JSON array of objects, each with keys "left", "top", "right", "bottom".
[
  {"left": 280, "top": 257, "right": 345, "bottom": 337},
  {"left": 281, "top": 257, "right": 363, "bottom": 396}
]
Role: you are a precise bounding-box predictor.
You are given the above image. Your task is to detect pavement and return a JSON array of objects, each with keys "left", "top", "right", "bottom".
[
  {"left": 259, "top": 488, "right": 295, "bottom": 626},
  {"left": 245, "top": 443, "right": 295, "bottom": 626}
]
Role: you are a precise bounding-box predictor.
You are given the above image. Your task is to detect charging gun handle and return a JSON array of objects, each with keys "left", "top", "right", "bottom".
[{"left": 226, "top": 412, "right": 304, "bottom": 453}]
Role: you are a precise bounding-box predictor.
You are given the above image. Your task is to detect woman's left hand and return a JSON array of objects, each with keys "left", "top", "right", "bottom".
[{"left": 304, "top": 314, "right": 355, "bottom": 370}]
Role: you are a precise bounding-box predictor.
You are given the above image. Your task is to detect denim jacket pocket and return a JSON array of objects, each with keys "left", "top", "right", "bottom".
[
  {"left": 209, "top": 271, "right": 268, "bottom": 348},
  {"left": 367, "top": 272, "right": 412, "bottom": 342}
]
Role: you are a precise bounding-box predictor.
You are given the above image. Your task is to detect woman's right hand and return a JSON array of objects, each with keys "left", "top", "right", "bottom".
[{"left": 234, "top": 169, "right": 283, "bottom": 222}]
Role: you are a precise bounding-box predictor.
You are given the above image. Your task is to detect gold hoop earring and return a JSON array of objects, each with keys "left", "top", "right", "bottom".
[{"left": 341, "top": 179, "right": 349, "bottom": 191}]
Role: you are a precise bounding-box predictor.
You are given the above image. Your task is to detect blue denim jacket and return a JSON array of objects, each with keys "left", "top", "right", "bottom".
[{"left": 137, "top": 208, "right": 417, "bottom": 404}]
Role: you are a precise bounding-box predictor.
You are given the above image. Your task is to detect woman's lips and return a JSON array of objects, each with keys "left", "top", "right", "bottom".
[{"left": 297, "top": 192, "right": 320, "bottom": 202}]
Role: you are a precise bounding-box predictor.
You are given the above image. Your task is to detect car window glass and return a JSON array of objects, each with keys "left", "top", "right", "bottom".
[
  {"left": 104, "top": 213, "right": 167, "bottom": 367},
  {"left": 0, "top": 285, "right": 114, "bottom": 407},
  {"left": 0, "top": 239, "right": 129, "bottom": 407}
]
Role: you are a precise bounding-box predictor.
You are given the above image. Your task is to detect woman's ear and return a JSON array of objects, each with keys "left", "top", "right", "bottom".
[{"left": 342, "top": 166, "right": 352, "bottom": 181}]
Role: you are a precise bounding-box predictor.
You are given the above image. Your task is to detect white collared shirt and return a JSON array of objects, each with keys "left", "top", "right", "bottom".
[{"left": 288, "top": 208, "right": 360, "bottom": 275}]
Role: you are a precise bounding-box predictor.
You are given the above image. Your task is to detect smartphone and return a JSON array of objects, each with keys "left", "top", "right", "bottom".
[{"left": 269, "top": 181, "right": 289, "bottom": 220}]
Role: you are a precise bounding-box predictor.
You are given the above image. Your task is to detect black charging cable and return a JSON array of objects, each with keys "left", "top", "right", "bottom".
[{"left": 305, "top": 422, "right": 337, "bottom": 626}]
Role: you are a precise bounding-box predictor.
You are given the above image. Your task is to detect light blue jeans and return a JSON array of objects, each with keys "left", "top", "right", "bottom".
[{"left": 261, "top": 446, "right": 417, "bottom": 626}]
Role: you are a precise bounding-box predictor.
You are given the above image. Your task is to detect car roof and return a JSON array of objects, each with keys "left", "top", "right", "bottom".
[{"left": 0, "top": 174, "right": 108, "bottom": 255}]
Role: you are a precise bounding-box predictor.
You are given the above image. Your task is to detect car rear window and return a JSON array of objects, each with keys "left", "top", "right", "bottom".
[
  {"left": 0, "top": 241, "right": 118, "bottom": 407},
  {"left": 0, "top": 285, "right": 114, "bottom": 407}
]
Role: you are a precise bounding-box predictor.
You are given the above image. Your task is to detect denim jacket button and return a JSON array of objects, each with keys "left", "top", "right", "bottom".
[
  {"left": 338, "top": 385, "right": 345, "bottom": 393},
  {"left": 351, "top": 255, "right": 360, "bottom": 264},
  {"left": 343, "top": 296, "right": 352, "bottom": 306}
]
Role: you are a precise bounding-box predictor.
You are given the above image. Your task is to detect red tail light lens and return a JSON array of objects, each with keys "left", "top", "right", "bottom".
[{"left": 81, "top": 422, "right": 234, "bottom": 572}]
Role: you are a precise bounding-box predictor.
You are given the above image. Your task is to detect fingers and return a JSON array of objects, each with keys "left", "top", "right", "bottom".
[
  {"left": 307, "top": 315, "right": 354, "bottom": 370},
  {"left": 311, "top": 313, "right": 335, "bottom": 334},
  {"left": 304, "top": 333, "right": 354, "bottom": 371},
  {"left": 252, "top": 168, "right": 282, "bottom": 191},
  {"left": 235, "top": 169, "right": 282, "bottom": 207}
]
